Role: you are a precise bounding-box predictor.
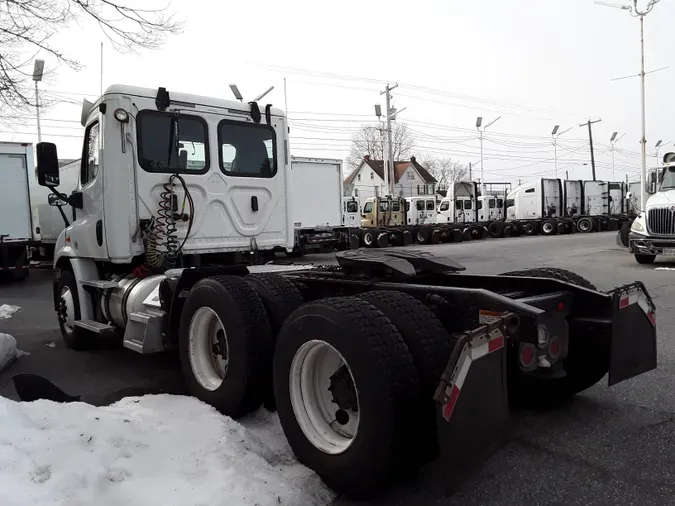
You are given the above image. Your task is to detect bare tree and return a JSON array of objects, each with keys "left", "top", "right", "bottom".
[
  {"left": 0, "top": 0, "right": 183, "bottom": 115},
  {"left": 346, "top": 123, "right": 415, "bottom": 171},
  {"left": 421, "top": 156, "right": 469, "bottom": 189}
]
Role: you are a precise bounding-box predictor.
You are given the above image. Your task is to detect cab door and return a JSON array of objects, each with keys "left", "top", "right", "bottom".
[{"left": 66, "top": 119, "right": 108, "bottom": 259}]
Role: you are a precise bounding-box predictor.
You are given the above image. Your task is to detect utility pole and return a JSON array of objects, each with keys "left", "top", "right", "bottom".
[
  {"left": 579, "top": 119, "right": 602, "bottom": 180},
  {"left": 469, "top": 162, "right": 472, "bottom": 181},
  {"left": 32, "top": 59, "right": 44, "bottom": 143},
  {"left": 566, "top": 170, "right": 569, "bottom": 180},
  {"left": 380, "top": 83, "right": 399, "bottom": 198}
]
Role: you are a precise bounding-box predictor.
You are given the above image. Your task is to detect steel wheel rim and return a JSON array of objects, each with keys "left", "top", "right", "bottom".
[
  {"left": 542, "top": 222, "right": 553, "bottom": 233},
  {"left": 59, "top": 286, "right": 75, "bottom": 334},
  {"left": 579, "top": 220, "right": 590, "bottom": 232},
  {"left": 363, "top": 233, "right": 373, "bottom": 245},
  {"left": 188, "top": 307, "right": 229, "bottom": 391},
  {"left": 416, "top": 230, "right": 425, "bottom": 242},
  {"left": 289, "top": 340, "right": 360, "bottom": 455}
]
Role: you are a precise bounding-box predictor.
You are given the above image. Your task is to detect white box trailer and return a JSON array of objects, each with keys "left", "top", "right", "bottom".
[
  {"left": 0, "top": 142, "right": 41, "bottom": 279},
  {"left": 30, "top": 158, "right": 80, "bottom": 258},
  {"left": 289, "top": 156, "right": 352, "bottom": 253}
]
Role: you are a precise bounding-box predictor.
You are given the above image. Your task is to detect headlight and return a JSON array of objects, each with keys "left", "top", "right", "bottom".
[{"left": 631, "top": 220, "right": 645, "bottom": 233}]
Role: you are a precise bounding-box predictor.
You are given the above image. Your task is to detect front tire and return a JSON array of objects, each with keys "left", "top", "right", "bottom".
[
  {"left": 635, "top": 253, "right": 656, "bottom": 264},
  {"left": 56, "top": 270, "right": 87, "bottom": 350},
  {"left": 273, "top": 297, "right": 421, "bottom": 498}
]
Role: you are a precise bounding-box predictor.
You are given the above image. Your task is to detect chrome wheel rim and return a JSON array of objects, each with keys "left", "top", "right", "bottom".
[
  {"left": 188, "top": 307, "right": 229, "bottom": 391},
  {"left": 289, "top": 340, "right": 360, "bottom": 455},
  {"left": 59, "top": 286, "right": 75, "bottom": 334}
]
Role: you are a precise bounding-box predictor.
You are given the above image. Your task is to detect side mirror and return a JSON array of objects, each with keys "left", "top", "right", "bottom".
[
  {"left": 36, "top": 142, "right": 60, "bottom": 187},
  {"left": 48, "top": 193, "right": 68, "bottom": 207}
]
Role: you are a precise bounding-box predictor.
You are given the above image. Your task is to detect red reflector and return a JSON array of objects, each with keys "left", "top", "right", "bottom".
[
  {"left": 549, "top": 338, "right": 561, "bottom": 359},
  {"left": 619, "top": 297, "right": 630, "bottom": 309},
  {"left": 520, "top": 345, "right": 535, "bottom": 367},
  {"left": 557, "top": 302, "right": 565, "bottom": 311},
  {"left": 488, "top": 334, "right": 505, "bottom": 353},
  {"left": 648, "top": 312, "right": 656, "bottom": 326},
  {"left": 442, "top": 384, "right": 461, "bottom": 420}
]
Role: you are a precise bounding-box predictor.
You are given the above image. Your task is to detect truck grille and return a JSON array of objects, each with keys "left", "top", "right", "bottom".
[{"left": 647, "top": 207, "right": 675, "bottom": 235}]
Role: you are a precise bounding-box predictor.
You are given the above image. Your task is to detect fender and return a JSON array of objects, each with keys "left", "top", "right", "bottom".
[{"left": 53, "top": 229, "right": 99, "bottom": 321}]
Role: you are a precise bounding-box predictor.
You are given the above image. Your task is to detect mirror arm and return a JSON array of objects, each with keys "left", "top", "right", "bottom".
[{"left": 48, "top": 187, "right": 71, "bottom": 227}]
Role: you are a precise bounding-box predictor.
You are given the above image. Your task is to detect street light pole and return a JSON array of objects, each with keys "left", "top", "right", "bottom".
[
  {"left": 596, "top": 0, "right": 662, "bottom": 210},
  {"left": 552, "top": 125, "right": 572, "bottom": 178},
  {"left": 32, "top": 59, "right": 44, "bottom": 143},
  {"left": 476, "top": 115, "right": 500, "bottom": 192}
]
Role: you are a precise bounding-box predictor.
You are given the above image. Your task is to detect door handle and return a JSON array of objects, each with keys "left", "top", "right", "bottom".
[{"left": 251, "top": 196, "right": 259, "bottom": 212}]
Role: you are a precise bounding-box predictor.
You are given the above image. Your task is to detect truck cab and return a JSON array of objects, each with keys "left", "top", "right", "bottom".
[
  {"left": 405, "top": 196, "right": 437, "bottom": 225},
  {"left": 342, "top": 197, "right": 360, "bottom": 228},
  {"left": 506, "top": 178, "right": 562, "bottom": 221},
  {"left": 360, "top": 197, "right": 405, "bottom": 228},
  {"left": 35, "top": 84, "right": 293, "bottom": 334},
  {"left": 477, "top": 195, "right": 504, "bottom": 222},
  {"left": 627, "top": 153, "right": 675, "bottom": 264}
]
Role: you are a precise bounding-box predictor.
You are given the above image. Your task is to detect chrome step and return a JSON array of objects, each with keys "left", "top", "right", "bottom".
[
  {"left": 80, "top": 280, "right": 119, "bottom": 289},
  {"left": 74, "top": 320, "right": 116, "bottom": 334},
  {"left": 123, "top": 311, "right": 165, "bottom": 354}
]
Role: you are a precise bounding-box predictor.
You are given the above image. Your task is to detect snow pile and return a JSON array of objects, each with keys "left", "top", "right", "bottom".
[
  {"left": 655, "top": 267, "right": 675, "bottom": 271},
  {"left": 0, "top": 395, "right": 335, "bottom": 506},
  {"left": 0, "top": 333, "right": 22, "bottom": 373},
  {"left": 0, "top": 304, "right": 20, "bottom": 319}
]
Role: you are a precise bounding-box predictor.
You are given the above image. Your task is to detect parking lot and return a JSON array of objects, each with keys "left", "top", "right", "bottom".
[{"left": 2, "top": 232, "right": 675, "bottom": 505}]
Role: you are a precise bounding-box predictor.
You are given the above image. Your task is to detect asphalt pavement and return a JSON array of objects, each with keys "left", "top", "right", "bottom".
[{"left": 2, "top": 232, "right": 675, "bottom": 505}]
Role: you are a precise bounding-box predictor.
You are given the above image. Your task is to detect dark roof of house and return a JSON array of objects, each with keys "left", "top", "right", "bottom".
[{"left": 344, "top": 156, "right": 437, "bottom": 184}]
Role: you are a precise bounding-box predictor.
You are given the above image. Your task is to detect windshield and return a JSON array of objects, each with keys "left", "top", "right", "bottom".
[{"left": 661, "top": 168, "right": 675, "bottom": 189}]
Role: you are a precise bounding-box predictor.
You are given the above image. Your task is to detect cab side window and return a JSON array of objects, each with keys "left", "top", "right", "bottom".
[{"left": 81, "top": 121, "right": 100, "bottom": 186}]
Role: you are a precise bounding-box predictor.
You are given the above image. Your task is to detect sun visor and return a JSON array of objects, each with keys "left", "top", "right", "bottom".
[{"left": 80, "top": 98, "right": 95, "bottom": 127}]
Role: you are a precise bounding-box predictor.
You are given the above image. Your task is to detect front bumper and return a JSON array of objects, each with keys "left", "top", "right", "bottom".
[{"left": 629, "top": 232, "right": 675, "bottom": 255}]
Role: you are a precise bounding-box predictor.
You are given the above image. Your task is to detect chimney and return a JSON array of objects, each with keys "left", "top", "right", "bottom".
[
  {"left": 410, "top": 155, "right": 416, "bottom": 163},
  {"left": 364, "top": 155, "right": 370, "bottom": 161}
]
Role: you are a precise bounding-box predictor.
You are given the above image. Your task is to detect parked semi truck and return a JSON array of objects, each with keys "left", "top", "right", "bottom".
[
  {"left": 623, "top": 153, "right": 675, "bottom": 264},
  {"left": 36, "top": 84, "right": 658, "bottom": 498},
  {"left": 505, "top": 177, "right": 634, "bottom": 237},
  {"left": 0, "top": 142, "right": 42, "bottom": 280}
]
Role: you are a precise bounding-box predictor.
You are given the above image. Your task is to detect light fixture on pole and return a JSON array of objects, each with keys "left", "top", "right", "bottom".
[
  {"left": 229, "top": 84, "right": 243, "bottom": 102},
  {"left": 476, "top": 115, "right": 500, "bottom": 189},
  {"left": 596, "top": 0, "right": 663, "bottom": 211},
  {"left": 32, "top": 59, "right": 45, "bottom": 143},
  {"left": 610, "top": 131, "right": 625, "bottom": 180},
  {"left": 551, "top": 125, "right": 573, "bottom": 178}
]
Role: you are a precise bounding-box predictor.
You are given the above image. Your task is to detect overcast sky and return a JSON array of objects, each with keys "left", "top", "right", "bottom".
[{"left": 3, "top": 0, "right": 675, "bottom": 187}]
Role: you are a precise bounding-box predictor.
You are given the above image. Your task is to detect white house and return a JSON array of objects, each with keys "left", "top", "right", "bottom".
[{"left": 344, "top": 155, "right": 438, "bottom": 210}]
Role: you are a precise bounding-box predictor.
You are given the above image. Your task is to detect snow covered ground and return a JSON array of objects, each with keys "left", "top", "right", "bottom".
[
  {"left": 0, "top": 395, "right": 336, "bottom": 506},
  {"left": 0, "top": 304, "right": 20, "bottom": 319}
]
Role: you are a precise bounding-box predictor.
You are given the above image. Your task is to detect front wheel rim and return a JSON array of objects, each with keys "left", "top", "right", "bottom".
[
  {"left": 289, "top": 340, "right": 360, "bottom": 455},
  {"left": 188, "top": 307, "right": 229, "bottom": 391},
  {"left": 59, "top": 287, "right": 75, "bottom": 334}
]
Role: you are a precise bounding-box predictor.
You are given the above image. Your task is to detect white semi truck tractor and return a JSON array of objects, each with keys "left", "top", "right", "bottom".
[
  {"left": 626, "top": 152, "right": 675, "bottom": 264},
  {"left": 35, "top": 84, "right": 659, "bottom": 500}
]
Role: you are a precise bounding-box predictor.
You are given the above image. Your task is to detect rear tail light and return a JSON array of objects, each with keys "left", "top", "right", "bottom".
[
  {"left": 519, "top": 343, "right": 536, "bottom": 370},
  {"left": 548, "top": 337, "right": 562, "bottom": 360},
  {"left": 648, "top": 311, "right": 656, "bottom": 327}
]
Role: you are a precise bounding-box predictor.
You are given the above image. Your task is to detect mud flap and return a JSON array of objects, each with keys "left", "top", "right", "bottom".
[
  {"left": 608, "top": 282, "right": 657, "bottom": 386},
  {"left": 433, "top": 316, "right": 516, "bottom": 495}
]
